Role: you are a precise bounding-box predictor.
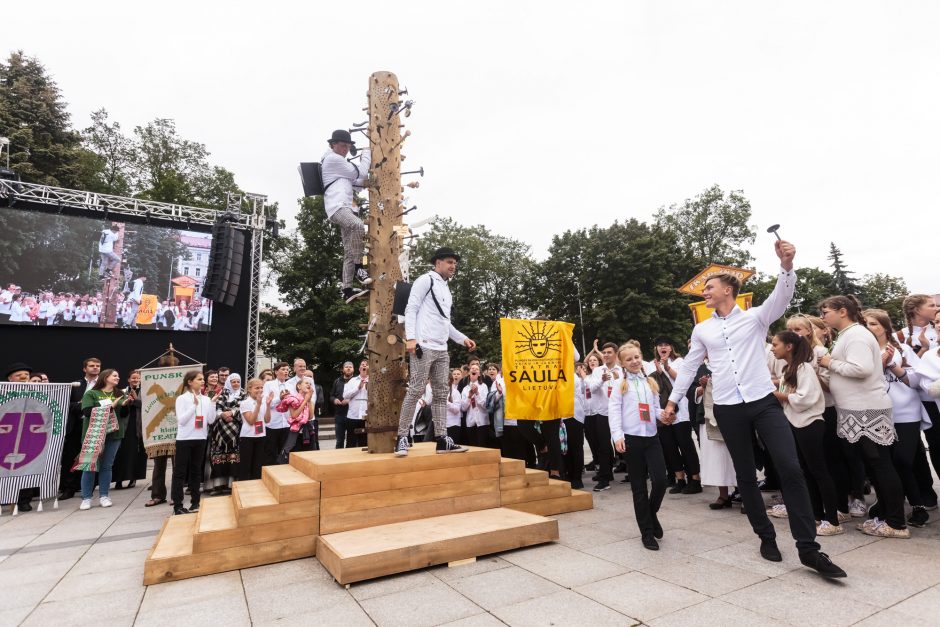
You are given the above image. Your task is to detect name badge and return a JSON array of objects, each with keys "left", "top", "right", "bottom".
[
  {"left": 638, "top": 403, "right": 651, "bottom": 422},
  {"left": 607, "top": 386, "right": 612, "bottom": 398},
  {"left": 195, "top": 415, "right": 204, "bottom": 429},
  {"left": 585, "top": 388, "right": 591, "bottom": 400},
  {"left": 254, "top": 420, "right": 263, "bottom": 435}
]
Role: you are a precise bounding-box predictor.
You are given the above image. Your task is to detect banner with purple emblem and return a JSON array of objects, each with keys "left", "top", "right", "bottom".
[{"left": 0, "top": 383, "right": 70, "bottom": 506}]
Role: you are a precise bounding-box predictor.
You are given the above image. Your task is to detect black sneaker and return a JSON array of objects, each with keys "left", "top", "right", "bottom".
[
  {"left": 593, "top": 481, "right": 611, "bottom": 492},
  {"left": 585, "top": 462, "right": 597, "bottom": 472},
  {"left": 682, "top": 479, "right": 703, "bottom": 494},
  {"left": 669, "top": 479, "right": 687, "bottom": 494},
  {"left": 436, "top": 436, "right": 467, "bottom": 454},
  {"left": 652, "top": 514, "right": 663, "bottom": 539},
  {"left": 799, "top": 550, "right": 846, "bottom": 578},
  {"left": 570, "top": 481, "right": 584, "bottom": 490},
  {"left": 174, "top": 507, "right": 189, "bottom": 515},
  {"left": 354, "top": 265, "right": 373, "bottom": 286},
  {"left": 188, "top": 503, "right": 200, "bottom": 514},
  {"left": 642, "top": 535, "right": 659, "bottom": 551},
  {"left": 394, "top": 436, "right": 410, "bottom": 457},
  {"left": 760, "top": 538, "right": 782, "bottom": 562},
  {"left": 908, "top": 506, "right": 929, "bottom": 528}
]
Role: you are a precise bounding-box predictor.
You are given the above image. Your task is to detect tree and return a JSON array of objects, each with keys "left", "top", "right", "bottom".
[
  {"left": 828, "top": 242, "right": 859, "bottom": 295},
  {"left": 414, "top": 217, "right": 536, "bottom": 364},
  {"left": 860, "top": 273, "right": 908, "bottom": 325},
  {"left": 82, "top": 108, "right": 135, "bottom": 195},
  {"left": 654, "top": 184, "right": 757, "bottom": 270},
  {"left": 748, "top": 266, "right": 837, "bottom": 332},
  {"left": 259, "top": 196, "right": 363, "bottom": 374},
  {"left": 0, "top": 51, "right": 86, "bottom": 187}
]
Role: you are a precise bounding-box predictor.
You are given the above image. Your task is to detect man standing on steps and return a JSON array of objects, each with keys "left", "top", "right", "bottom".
[
  {"left": 395, "top": 247, "right": 477, "bottom": 456},
  {"left": 321, "top": 129, "right": 373, "bottom": 303},
  {"left": 662, "top": 237, "right": 847, "bottom": 579}
]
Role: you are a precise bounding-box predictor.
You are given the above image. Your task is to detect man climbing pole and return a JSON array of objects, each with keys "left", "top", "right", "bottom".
[{"left": 321, "top": 129, "right": 373, "bottom": 302}]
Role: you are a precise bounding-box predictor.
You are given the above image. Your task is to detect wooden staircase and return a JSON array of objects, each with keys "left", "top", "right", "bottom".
[{"left": 144, "top": 444, "right": 592, "bottom": 586}]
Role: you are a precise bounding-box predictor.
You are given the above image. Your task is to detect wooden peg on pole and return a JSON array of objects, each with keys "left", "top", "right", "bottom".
[{"left": 364, "top": 71, "right": 408, "bottom": 454}]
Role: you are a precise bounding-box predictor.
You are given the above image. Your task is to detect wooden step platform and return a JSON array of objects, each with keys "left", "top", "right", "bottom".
[
  {"left": 192, "top": 495, "right": 319, "bottom": 553},
  {"left": 505, "top": 490, "right": 594, "bottom": 516},
  {"left": 317, "top": 507, "right": 558, "bottom": 585},
  {"left": 144, "top": 514, "right": 317, "bottom": 585}
]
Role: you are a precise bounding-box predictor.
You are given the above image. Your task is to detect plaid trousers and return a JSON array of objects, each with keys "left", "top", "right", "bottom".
[
  {"left": 328, "top": 207, "right": 364, "bottom": 289},
  {"left": 398, "top": 348, "right": 450, "bottom": 438}
]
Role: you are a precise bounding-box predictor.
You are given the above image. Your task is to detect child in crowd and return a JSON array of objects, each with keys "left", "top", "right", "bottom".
[
  {"left": 239, "top": 378, "right": 268, "bottom": 480},
  {"left": 276, "top": 379, "right": 316, "bottom": 463}
]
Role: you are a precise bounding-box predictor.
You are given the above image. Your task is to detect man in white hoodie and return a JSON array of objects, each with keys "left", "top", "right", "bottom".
[{"left": 395, "top": 247, "right": 477, "bottom": 456}]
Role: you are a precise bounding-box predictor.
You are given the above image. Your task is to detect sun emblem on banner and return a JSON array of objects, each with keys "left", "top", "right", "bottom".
[{"left": 515, "top": 321, "right": 562, "bottom": 358}]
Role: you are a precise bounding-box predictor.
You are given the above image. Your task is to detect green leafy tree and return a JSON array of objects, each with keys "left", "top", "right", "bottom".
[
  {"left": 260, "top": 196, "right": 363, "bottom": 375},
  {"left": 414, "top": 217, "right": 536, "bottom": 364},
  {"left": 0, "top": 51, "right": 86, "bottom": 187},
  {"left": 748, "top": 266, "right": 837, "bottom": 332},
  {"left": 654, "top": 184, "right": 757, "bottom": 270},
  {"left": 828, "top": 242, "right": 859, "bottom": 295},
  {"left": 81, "top": 108, "right": 135, "bottom": 195},
  {"left": 860, "top": 273, "right": 908, "bottom": 324}
]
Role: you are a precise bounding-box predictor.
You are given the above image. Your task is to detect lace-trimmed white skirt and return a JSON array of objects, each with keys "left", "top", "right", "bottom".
[{"left": 836, "top": 407, "right": 896, "bottom": 446}]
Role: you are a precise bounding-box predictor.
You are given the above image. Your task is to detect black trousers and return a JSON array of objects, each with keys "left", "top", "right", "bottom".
[
  {"left": 822, "top": 407, "right": 851, "bottom": 512},
  {"left": 150, "top": 455, "right": 173, "bottom": 502},
  {"left": 239, "top": 437, "right": 265, "bottom": 481},
  {"left": 465, "top": 425, "right": 489, "bottom": 448},
  {"left": 334, "top": 414, "right": 347, "bottom": 449},
  {"left": 658, "top": 421, "right": 700, "bottom": 477},
  {"left": 265, "top": 427, "right": 290, "bottom": 465},
  {"left": 583, "top": 414, "right": 613, "bottom": 481},
  {"left": 171, "top": 440, "right": 206, "bottom": 510},
  {"left": 856, "top": 435, "right": 906, "bottom": 529},
  {"left": 583, "top": 413, "right": 601, "bottom": 466},
  {"left": 540, "top": 419, "right": 563, "bottom": 476},
  {"left": 345, "top": 419, "right": 367, "bottom": 448},
  {"left": 791, "top": 421, "right": 839, "bottom": 526},
  {"left": 625, "top": 434, "right": 667, "bottom": 538},
  {"left": 893, "top": 422, "right": 925, "bottom": 508},
  {"left": 714, "top": 394, "right": 819, "bottom": 554},
  {"left": 563, "top": 418, "right": 585, "bottom": 485}
]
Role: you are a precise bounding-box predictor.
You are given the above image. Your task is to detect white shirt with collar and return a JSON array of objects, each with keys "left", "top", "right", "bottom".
[
  {"left": 609, "top": 372, "right": 661, "bottom": 439},
  {"left": 262, "top": 378, "right": 292, "bottom": 429},
  {"left": 343, "top": 376, "right": 369, "bottom": 420},
  {"left": 285, "top": 375, "right": 317, "bottom": 409},
  {"left": 586, "top": 363, "right": 623, "bottom": 416},
  {"left": 320, "top": 149, "right": 372, "bottom": 219},
  {"left": 404, "top": 271, "right": 468, "bottom": 352},
  {"left": 670, "top": 267, "right": 796, "bottom": 406},
  {"left": 447, "top": 384, "right": 463, "bottom": 428},
  {"left": 461, "top": 380, "right": 490, "bottom": 427}
]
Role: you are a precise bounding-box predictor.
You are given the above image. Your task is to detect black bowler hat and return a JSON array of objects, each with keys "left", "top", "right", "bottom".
[
  {"left": 430, "top": 247, "right": 461, "bottom": 263},
  {"left": 4, "top": 362, "right": 33, "bottom": 380},
  {"left": 653, "top": 336, "right": 675, "bottom": 347},
  {"left": 328, "top": 129, "right": 356, "bottom": 145}
]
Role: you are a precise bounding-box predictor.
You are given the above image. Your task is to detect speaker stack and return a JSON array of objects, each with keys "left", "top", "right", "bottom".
[{"left": 202, "top": 216, "right": 246, "bottom": 306}]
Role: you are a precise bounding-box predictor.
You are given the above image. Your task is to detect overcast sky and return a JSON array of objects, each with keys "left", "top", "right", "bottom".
[{"left": 8, "top": 1, "right": 938, "bottom": 296}]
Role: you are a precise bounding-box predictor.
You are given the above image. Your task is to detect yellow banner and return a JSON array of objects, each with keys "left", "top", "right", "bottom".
[
  {"left": 136, "top": 294, "right": 159, "bottom": 325},
  {"left": 500, "top": 318, "right": 575, "bottom": 421}
]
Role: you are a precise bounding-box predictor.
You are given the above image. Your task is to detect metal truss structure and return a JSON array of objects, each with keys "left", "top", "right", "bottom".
[{"left": 0, "top": 180, "right": 267, "bottom": 378}]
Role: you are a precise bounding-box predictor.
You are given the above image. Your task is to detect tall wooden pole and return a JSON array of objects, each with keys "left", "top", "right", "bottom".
[
  {"left": 100, "top": 222, "right": 125, "bottom": 328},
  {"left": 365, "top": 71, "right": 408, "bottom": 453}
]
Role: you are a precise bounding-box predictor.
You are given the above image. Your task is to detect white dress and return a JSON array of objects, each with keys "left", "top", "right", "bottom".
[{"left": 696, "top": 380, "right": 737, "bottom": 487}]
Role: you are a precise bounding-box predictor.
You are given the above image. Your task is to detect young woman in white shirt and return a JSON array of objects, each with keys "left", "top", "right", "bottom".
[
  {"left": 582, "top": 353, "right": 603, "bottom": 474},
  {"left": 609, "top": 343, "right": 667, "bottom": 551},
  {"left": 652, "top": 338, "right": 702, "bottom": 495},
  {"left": 461, "top": 364, "right": 489, "bottom": 448},
  {"left": 771, "top": 331, "right": 842, "bottom": 535},
  {"left": 171, "top": 370, "right": 217, "bottom": 515},
  {"left": 446, "top": 369, "right": 465, "bottom": 444},
  {"left": 865, "top": 309, "right": 933, "bottom": 528},
  {"left": 564, "top": 362, "right": 587, "bottom": 490},
  {"left": 239, "top": 378, "right": 269, "bottom": 480},
  {"left": 818, "top": 295, "right": 909, "bottom": 538}
]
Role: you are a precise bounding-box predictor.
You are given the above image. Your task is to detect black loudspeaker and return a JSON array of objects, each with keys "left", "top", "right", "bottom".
[{"left": 202, "top": 221, "right": 246, "bottom": 306}]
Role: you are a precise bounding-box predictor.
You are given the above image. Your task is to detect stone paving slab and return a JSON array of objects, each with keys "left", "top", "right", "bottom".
[{"left": 0, "top": 458, "right": 939, "bottom": 625}]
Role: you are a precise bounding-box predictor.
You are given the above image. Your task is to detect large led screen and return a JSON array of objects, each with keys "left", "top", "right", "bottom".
[{"left": 0, "top": 208, "right": 213, "bottom": 331}]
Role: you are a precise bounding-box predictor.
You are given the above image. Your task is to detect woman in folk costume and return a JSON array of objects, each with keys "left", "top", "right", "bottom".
[
  {"left": 208, "top": 373, "right": 245, "bottom": 495},
  {"left": 112, "top": 369, "right": 147, "bottom": 490},
  {"left": 77, "top": 369, "right": 130, "bottom": 510}
]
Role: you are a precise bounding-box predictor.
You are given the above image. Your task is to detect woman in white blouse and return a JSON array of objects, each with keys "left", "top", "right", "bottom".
[{"left": 460, "top": 364, "right": 489, "bottom": 448}]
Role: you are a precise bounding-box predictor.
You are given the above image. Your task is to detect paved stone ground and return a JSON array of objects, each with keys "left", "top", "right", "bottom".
[{"left": 2, "top": 460, "right": 939, "bottom": 626}]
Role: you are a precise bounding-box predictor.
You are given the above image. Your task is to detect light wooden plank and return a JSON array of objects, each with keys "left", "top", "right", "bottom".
[
  {"left": 321, "top": 478, "right": 498, "bottom": 515},
  {"left": 291, "top": 442, "right": 499, "bottom": 481},
  {"left": 193, "top": 495, "right": 318, "bottom": 552},
  {"left": 261, "top": 465, "right": 320, "bottom": 503},
  {"left": 321, "top": 463, "right": 498, "bottom": 497},
  {"left": 499, "top": 468, "right": 549, "bottom": 491},
  {"left": 499, "top": 458, "right": 525, "bottom": 476},
  {"left": 320, "top": 492, "right": 500, "bottom": 535},
  {"left": 148, "top": 515, "right": 196, "bottom": 560},
  {"left": 145, "top": 534, "right": 317, "bottom": 585},
  {"left": 504, "top": 491, "right": 593, "bottom": 516},
  {"left": 317, "top": 508, "right": 558, "bottom": 585},
  {"left": 500, "top": 479, "right": 572, "bottom": 505},
  {"left": 233, "top": 480, "right": 319, "bottom": 527}
]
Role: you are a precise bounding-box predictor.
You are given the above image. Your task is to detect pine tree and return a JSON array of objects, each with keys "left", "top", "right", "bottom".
[{"left": 827, "top": 242, "right": 859, "bottom": 295}]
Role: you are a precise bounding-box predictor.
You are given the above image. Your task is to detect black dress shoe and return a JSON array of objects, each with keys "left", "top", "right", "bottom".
[
  {"left": 799, "top": 551, "right": 846, "bottom": 578},
  {"left": 682, "top": 479, "right": 703, "bottom": 494},
  {"left": 760, "top": 538, "right": 782, "bottom": 562},
  {"left": 174, "top": 507, "right": 189, "bottom": 515},
  {"left": 652, "top": 514, "right": 663, "bottom": 539},
  {"left": 17, "top": 501, "right": 32, "bottom": 512},
  {"left": 113, "top": 482, "right": 125, "bottom": 490},
  {"left": 58, "top": 490, "right": 75, "bottom": 501},
  {"left": 585, "top": 462, "right": 597, "bottom": 472},
  {"left": 570, "top": 481, "right": 584, "bottom": 490},
  {"left": 642, "top": 535, "right": 659, "bottom": 551},
  {"left": 127, "top": 481, "right": 137, "bottom": 489},
  {"left": 669, "top": 479, "right": 687, "bottom": 494},
  {"left": 620, "top": 476, "right": 630, "bottom": 484},
  {"left": 614, "top": 462, "right": 628, "bottom": 473},
  {"left": 709, "top": 497, "right": 733, "bottom": 510}
]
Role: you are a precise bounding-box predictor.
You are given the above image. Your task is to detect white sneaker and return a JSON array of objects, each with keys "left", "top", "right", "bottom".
[
  {"left": 817, "top": 520, "right": 844, "bottom": 536},
  {"left": 767, "top": 503, "right": 788, "bottom": 518},
  {"left": 837, "top": 510, "right": 851, "bottom": 524},
  {"left": 848, "top": 498, "right": 867, "bottom": 518},
  {"left": 79, "top": 499, "right": 92, "bottom": 510},
  {"left": 99, "top": 496, "right": 113, "bottom": 508}
]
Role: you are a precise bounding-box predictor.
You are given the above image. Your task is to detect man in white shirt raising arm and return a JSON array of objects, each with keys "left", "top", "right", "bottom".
[
  {"left": 395, "top": 247, "right": 477, "bottom": 456},
  {"left": 662, "top": 238, "right": 846, "bottom": 579}
]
